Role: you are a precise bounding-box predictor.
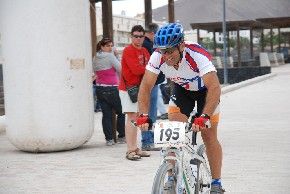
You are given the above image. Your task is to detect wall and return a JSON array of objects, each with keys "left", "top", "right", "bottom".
[{"left": 217, "top": 66, "right": 271, "bottom": 84}]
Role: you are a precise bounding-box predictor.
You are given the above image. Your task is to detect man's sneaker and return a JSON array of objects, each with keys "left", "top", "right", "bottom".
[
  {"left": 142, "top": 144, "right": 161, "bottom": 151},
  {"left": 210, "top": 184, "right": 225, "bottom": 194},
  {"left": 106, "top": 140, "right": 115, "bottom": 146},
  {"left": 117, "top": 137, "right": 126, "bottom": 144}
]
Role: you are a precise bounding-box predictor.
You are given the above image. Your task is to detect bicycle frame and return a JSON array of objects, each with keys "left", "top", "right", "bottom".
[
  {"left": 133, "top": 111, "right": 212, "bottom": 193},
  {"left": 153, "top": 129, "right": 211, "bottom": 194}
]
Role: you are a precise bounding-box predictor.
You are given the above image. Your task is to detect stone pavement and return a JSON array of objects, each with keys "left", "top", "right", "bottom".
[{"left": 1, "top": 64, "right": 290, "bottom": 194}]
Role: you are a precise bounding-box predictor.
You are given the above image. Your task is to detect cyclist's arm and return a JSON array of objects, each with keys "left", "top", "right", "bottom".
[
  {"left": 138, "top": 69, "right": 158, "bottom": 115},
  {"left": 201, "top": 71, "right": 221, "bottom": 116}
]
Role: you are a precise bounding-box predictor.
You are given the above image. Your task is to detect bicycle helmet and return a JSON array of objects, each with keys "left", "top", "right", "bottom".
[{"left": 154, "top": 23, "right": 184, "bottom": 49}]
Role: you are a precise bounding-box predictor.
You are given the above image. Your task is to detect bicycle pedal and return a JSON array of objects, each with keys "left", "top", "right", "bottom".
[
  {"left": 190, "top": 158, "right": 201, "bottom": 165},
  {"left": 201, "top": 183, "right": 211, "bottom": 188}
]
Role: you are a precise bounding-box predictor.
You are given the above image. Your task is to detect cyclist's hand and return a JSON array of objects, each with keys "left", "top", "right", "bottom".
[
  {"left": 136, "top": 114, "right": 152, "bottom": 131},
  {"left": 192, "top": 114, "right": 211, "bottom": 131}
]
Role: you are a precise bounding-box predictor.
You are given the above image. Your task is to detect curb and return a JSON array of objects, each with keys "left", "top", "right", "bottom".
[{"left": 221, "top": 73, "right": 277, "bottom": 95}]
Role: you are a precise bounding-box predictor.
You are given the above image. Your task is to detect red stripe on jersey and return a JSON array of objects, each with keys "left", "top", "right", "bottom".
[
  {"left": 186, "top": 44, "right": 212, "bottom": 61},
  {"left": 154, "top": 49, "right": 165, "bottom": 68},
  {"left": 185, "top": 52, "right": 199, "bottom": 72}
]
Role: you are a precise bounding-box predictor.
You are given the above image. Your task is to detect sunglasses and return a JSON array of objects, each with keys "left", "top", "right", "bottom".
[
  {"left": 160, "top": 47, "right": 177, "bottom": 55},
  {"left": 132, "top": 35, "right": 144, "bottom": 39}
]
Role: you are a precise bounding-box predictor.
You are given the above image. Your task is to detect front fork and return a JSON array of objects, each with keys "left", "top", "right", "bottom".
[{"left": 162, "top": 148, "right": 187, "bottom": 194}]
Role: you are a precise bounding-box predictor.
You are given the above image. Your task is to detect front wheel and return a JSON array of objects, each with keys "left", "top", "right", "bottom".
[{"left": 151, "top": 162, "right": 178, "bottom": 194}]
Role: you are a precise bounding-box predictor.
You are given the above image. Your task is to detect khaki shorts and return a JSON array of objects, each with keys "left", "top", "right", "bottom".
[{"left": 119, "top": 90, "right": 138, "bottom": 113}]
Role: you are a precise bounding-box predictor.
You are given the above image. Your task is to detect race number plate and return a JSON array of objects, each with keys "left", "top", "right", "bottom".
[{"left": 154, "top": 121, "right": 186, "bottom": 147}]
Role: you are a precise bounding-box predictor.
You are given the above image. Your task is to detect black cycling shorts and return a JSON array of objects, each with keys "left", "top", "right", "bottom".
[{"left": 170, "top": 83, "right": 207, "bottom": 117}]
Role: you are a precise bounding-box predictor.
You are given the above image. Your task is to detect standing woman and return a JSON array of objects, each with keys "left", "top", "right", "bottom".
[{"left": 93, "top": 38, "right": 125, "bottom": 146}]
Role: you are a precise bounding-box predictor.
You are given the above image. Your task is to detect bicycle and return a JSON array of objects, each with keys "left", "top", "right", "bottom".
[{"left": 150, "top": 112, "right": 212, "bottom": 194}]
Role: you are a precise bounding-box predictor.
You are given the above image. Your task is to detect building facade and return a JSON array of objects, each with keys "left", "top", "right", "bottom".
[{"left": 95, "top": 6, "right": 145, "bottom": 49}]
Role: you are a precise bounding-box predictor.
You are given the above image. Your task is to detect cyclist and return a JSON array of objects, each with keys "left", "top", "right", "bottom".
[{"left": 136, "top": 23, "right": 225, "bottom": 193}]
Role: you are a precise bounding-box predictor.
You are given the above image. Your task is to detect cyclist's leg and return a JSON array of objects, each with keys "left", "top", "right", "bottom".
[
  {"left": 200, "top": 119, "right": 222, "bottom": 180},
  {"left": 201, "top": 119, "right": 225, "bottom": 193},
  {"left": 195, "top": 90, "right": 223, "bottom": 181}
]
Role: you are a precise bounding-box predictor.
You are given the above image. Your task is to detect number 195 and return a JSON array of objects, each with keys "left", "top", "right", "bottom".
[{"left": 159, "top": 128, "right": 179, "bottom": 141}]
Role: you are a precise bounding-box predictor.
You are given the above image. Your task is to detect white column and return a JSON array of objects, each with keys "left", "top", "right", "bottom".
[
  {"left": 259, "top": 53, "right": 271, "bottom": 67},
  {"left": 0, "top": 0, "right": 94, "bottom": 152}
]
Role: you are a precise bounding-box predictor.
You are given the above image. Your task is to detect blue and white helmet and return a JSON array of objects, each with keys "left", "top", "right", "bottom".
[{"left": 154, "top": 23, "right": 184, "bottom": 49}]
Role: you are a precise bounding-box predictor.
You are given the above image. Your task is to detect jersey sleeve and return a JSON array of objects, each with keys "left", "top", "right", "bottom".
[
  {"left": 146, "top": 51, "right": 162, "bottom": 75},
  {"left": 195, "top": 52, "right": 217, "bottom": 77},
  {"left": 109, "top": 53, "right": 121, "bottom": 75}
]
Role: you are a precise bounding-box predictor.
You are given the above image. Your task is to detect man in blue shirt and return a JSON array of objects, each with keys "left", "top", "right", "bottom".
[{"left": 141, "top": 23, "right": 165, "bottom": 151}]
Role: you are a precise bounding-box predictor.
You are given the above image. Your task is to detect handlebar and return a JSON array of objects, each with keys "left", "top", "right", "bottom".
[
  {"left": 131, "top": 109, "right": 210, "bottom": 132},
  {"left": 130, "top": 110, "right": 204, "bottom": 146}
]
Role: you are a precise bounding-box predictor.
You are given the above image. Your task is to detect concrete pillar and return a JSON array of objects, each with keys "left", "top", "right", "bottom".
[
  {"left": 259, "top": 53, "right": 271, "bottom": 67},
  {"left": 0, "top": 0, "right": 94, "bottom": 152}
]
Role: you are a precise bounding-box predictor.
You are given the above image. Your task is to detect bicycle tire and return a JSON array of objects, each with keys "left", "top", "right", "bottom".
[{"left": 151, "top": 162, "right": 176, "bottom": 194}]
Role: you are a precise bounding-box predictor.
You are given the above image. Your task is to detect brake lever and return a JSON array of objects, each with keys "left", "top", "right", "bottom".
[{"left": 185, "top": 110, "right": 197, "bottom": 132}]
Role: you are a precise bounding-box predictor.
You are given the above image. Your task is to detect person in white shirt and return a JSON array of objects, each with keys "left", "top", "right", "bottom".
[{"left": 135, "top": 23, "right": 225, "bottom": 193}]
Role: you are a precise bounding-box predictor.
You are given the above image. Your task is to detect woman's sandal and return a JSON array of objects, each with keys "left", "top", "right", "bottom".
[
  {"left": 126, "top": 150, "right": 141, "bottom": 161},
  {"left": 135, "top": 148, "right": 150, "bottom": 157}
]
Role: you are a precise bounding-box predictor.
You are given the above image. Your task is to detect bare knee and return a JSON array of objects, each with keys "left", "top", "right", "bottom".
[{"left": 201, "top": 123, "right": 219, "bottom": 146}]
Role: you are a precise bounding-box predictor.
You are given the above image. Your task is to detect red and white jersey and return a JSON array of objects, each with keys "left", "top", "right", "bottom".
[{"left": 146, "top": 41, "right": 216, "bottom": 91}]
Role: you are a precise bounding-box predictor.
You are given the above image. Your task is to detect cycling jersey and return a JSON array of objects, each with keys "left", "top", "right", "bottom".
[{"left": 146, "top": 41, "right": 216, "bottom": 91}]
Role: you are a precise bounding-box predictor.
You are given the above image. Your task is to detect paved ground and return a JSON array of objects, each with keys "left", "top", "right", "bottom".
[{"left": 1, "top": 64, "right": 290, "bottom": 194}]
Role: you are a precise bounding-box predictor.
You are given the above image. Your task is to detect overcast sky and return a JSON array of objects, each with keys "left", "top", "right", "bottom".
[{"left": 96, "top": 0, "right": 170, "bottom": 17}]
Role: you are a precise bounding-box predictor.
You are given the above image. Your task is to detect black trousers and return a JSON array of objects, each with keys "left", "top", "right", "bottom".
[{"left": 96, "top": 86, "right": 125, "bottom": 140}]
